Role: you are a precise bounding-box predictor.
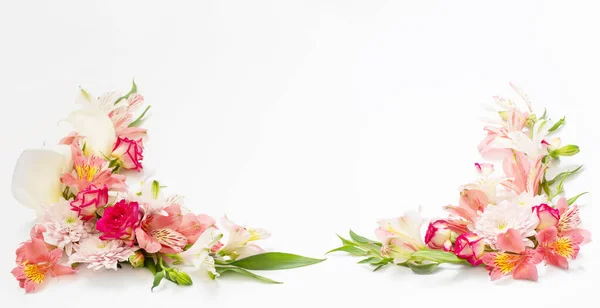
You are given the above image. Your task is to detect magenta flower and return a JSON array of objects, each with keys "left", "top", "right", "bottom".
[
  {"left": 96, "top": 200, "right": 140, "bottom": 245},
  {"left": 112, "top": 137, "right": 144, "bottom": 171},
  {"left": 454, "top": 233, "right": 485, "bottom": 265},
  {"left": 70, "top": 184, "right": 109, "bottom": 221}
]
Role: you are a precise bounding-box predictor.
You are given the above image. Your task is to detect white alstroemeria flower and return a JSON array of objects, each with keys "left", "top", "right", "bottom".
[
  {"left": 177, "top": 228, "right": 223, "bottom": 277},
  {"left": 219, "top": 216, "right": 270, "bottom": 260},
  {"left": 490, "top": 119, "right": 552, "bottom": 158},
  {"left": 375, "top": 210, "right": 427, "bottom": 263},
  {"left": 128, "top": 177, "right": 182, "bottom": 216},
  {"left": 511, "top": 191, "right": 548, "bottom": 208},
  {"left": 11, "top": 146, "right": 72, "bottom": 215},
  {"left": 65, "top": 89, "right": 117, "bottom": 156}
]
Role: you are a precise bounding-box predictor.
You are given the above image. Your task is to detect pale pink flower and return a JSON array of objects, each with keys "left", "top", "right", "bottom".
[
  {"left": 375, "top": 211, "right": 426, "bottom": 263},
  {"left": 69, "top": 235, "right": 137, "bottom": 270},
  {"left": 12, "top": 237, "right": 76, "bottom": 293},
  {"left": 532, "top": 203, "right": 560, "bottom": 230},
  {"left": 454, "top": 233, "right": 485, "bottom": 265},
  {"left": 218, "top": 216, "right": 270, "bottom": 260},
  {"left": 502, "top": 152, "right": 547, "bottom": 195},
  {"left": 473, "top": 200, "right": 538, "bottom": 248},
  {"left": 70, "top": 184, "right": 109, "bottom": 221},
  {"left": 109, "top": 94, "right": 148, "bottom": 139},
  {"left": 424, "top": 220, "right": 452, "bottom": 251},
  {"left": 42, "top": 199, "right": 92, "bottom": 255}
]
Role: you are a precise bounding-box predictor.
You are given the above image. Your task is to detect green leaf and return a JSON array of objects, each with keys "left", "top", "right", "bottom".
[
  {"left": 372, "top": 263, "right": 388, "bottom": 272},
  {"left": 540, "top": 108, "right": 547, "bottom": 119},
  {"left": 410, "top": 249, "right": 465, "bottom": 264},
  {"left": 151, "top": 271, "right": 165, "bottom": 291},
  {"left": 357, "top": 257, "right": 380, "bottom": 264},
  {"left": 541, "top": 179, "right": 551, "bottom": 197},
  {"left": 336, "top": 234, "right": 357, "bottom": 246},
  {"left": 216, "top": 266, "right": 282, "bottom": 284},
  {"left": 407, "top": 260, "right": 439, "bottom": 275},
  {"left": 548, "top": 117, "right": 565, "bottom": 132},
  {"left": 114, "top": 80, "right": 138, "bottom": 105},
  {"left": 568, "top": 192, "right": 588, "bottom": 205},
  {"left": 326, "top": 246, "right": 368, "bottom": 256},
  {"left": 230, "top": 252, "right": 325, "bottom": 271},
  {"left": 547, "top": 165, "right": 583, "bottom": 186},
  {"left": 128, "top": 105, "right": 151, "bottom": 127},
  {"left": 349, "top": 230, "right": 375, "bottom": 244}
]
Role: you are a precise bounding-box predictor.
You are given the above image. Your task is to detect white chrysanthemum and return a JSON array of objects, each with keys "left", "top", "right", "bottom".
[
  {"left": 42, "top": 199, "right": 92, "bottom": 255},
  {"left": 69, "top": 236, "right": 137, "bottom": 270},
  {"left": 511, "top": 191, "right": 547, "bottom": 208},
  {"left": 473, "top": 200, "right": 539, "bottom": 248}
]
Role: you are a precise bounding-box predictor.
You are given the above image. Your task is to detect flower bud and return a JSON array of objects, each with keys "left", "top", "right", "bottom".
[
  {"left": 128, "top": 251, "right": 145, "bottom": 268},
  {"left": 550, "top": 145, "right": 579, "bottom": 158},
  {"left": 454, "top": 233, "right": 485, "bottom": 266},
  {"left": 425, "top": 220, "right": 452, "bottom": 251},
  {"left": 532, "top": 203, "right": 560, "bottom": 230}
]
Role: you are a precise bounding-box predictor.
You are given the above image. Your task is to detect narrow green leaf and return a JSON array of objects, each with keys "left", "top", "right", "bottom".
[
  {"left": 349, "top": 230, "right": 375, "bottom": 244},
  {"left": 326, "top": 246, "right": 368, "bottom": 256},
  {"left": 230, "top": 252, "right": 325, "bottom": 270},
  {"left": 547, "top": 165, "right": 583, "bottom": 186},
  {"left": 372, "top": 263, "right": 388, "bottom": 272},
  {"left": 336, "top": 234, "right": 357, "bottom": 247},
  {"left": 410, "top": 249, "right": 465, "bottom": 264},
  {"left": 548, "top": 117, "right": 565, "bottom": 132},
  {"left": 128, "top": 105, "right": 151, "bottom": 127},
  {"left": 151, "top": 271, "right": 165, "bottom": 291},
  {"left": 216, "top": 266, "right": 282, "bottom": 284},
  {"left": 541, "top": 179, "right": 551, "bottom": 197},
  {"left": 540, "top": 108, "right": 547, "bottom": 119},
  {"left": 114, "top": 80, "right": 137, "bottom": 105},
  {"left": 357, "top": 257, "right": 380, "bottom": 264},
  {"left": 568, "top": 192, "right": 588, "bottom": 205}
]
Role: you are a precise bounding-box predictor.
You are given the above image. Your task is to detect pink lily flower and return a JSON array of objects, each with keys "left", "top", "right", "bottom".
[
  {"left": 11, "top": 237, "right": 76, "bottom": 293},
  {"left": 61, "top": 145, "right": 127, "bottom": 192},
  {"left": 136, "top": 204, "right": 215, "bottom": 254},
  {"left": 536, "top": 226, "right": 585, "bottom": 269},
  {"left": 502, "top": 152, "right": 546, "bottom": 195}
]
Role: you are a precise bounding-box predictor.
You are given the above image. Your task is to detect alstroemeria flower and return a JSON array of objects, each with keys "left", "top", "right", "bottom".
[
  {"left": 501, "top": 152, "right": 547, "bottom": 195},
  {"left": 96, "top": 200, "right": 140, "bottom": 244},
  {"left": 177, "top": 227, "right": 223, "bottom": 277},
  {"left": 475, "top": 163, "right": 494, "bottom": 177},
  {"left": 11, "top": 146, "right": 72, "bottom": 215},
  {"left": 12, "top": 237, "right": 76, "bottom": 293},
  {"left": 375, "top": 211, "right": 426, "bottom": 263},
  {"left": 532, "top": 204, "right": 560, "bottom": 230},
  {"left": 489, "top": 119, "right": 552, "bottom": 159},
  {"left": 136, "top": 204, "right": 210, "bottom": 254},
  {"left": 62, "top": 145, "right": 127, "bottom": 192},
  {"left": 536, "top": 226, "right": 584, "bottom": 269},
  {"left": 482, "top": 249, "right": 543, "bottom": 281},
  {"left": 109, "top": 93, "right": 148, "bottom": 139},
  {"left": 111, "top": 137, "right": 144, "bottom": 171},
  {"left": 424, "top": 220, "right": 453, "bottom": 251},
  {"left": 218, "top": 216, "right": 270, "bottom": 260},
  {"left": 554, "top": 198, "right": 592, "bottom": 243},
  {"left": 454, "top": 233, "right": 485, "bottom": 265},
  {"left": 70, "top": 184, "right": 109, "bottom": 220}
]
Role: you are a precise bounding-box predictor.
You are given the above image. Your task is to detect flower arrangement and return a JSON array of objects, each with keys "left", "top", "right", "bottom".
[
  {"left": 11, "top": 82, "right": 323, "bottom": 293},
  {"left": 330, "top": 84, "right": 591, "bottom": 281}
]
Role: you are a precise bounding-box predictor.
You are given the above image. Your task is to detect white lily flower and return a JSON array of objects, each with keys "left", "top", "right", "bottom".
[{"left": 11, "top": 146, "right": 72, "bottom": 215}]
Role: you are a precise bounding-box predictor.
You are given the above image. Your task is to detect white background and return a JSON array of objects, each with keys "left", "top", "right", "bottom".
[{"left": 0, "top": 0, "right": 598, "bottom": 307}]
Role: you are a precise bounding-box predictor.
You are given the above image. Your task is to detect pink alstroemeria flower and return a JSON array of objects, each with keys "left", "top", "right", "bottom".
[
  {"left": 501, "top": 152, "right": 546, "bottom": 195},
  {"left": 136, "top": 204, "right": 215, "bottom": 254},
  {"left": 61, "top": 145, "right": 127, "bottom": 192},
  {"left": 108, "top": 94, "right": 148, "bottom": 139},
  {"left": 482, "top": 249, "right": 542, "bottom": 281},
  {"left": 96, "top": 200, "right": 140, "bottom": 245},
  {"left": 70, "top": 184, "right": 109, "bottom": 220},
  {"left": 555, "top": 197, "right": 592, "bottom": 243},
  {"left": 536, "top": 226, "right": 585, "bottom": 269},
  {"left": 11, "top": 237, "right": 76, "bottom": 293},
  {"left": 478, "top": 109, "right": 529, "bottom": 159},
  {"left": 444, "top": 189, "right": 488, "bottom": 224},
  {"left": 112, "top": 137, "right": 144, "bottom": 171}
]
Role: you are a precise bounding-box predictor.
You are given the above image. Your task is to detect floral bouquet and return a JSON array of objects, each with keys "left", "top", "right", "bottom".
[
  {"left": 11, "top": 82, "right": 323, "bottom": 293},
  {"left": 330, "top": 84, "right": 591, "bottom": 281}
]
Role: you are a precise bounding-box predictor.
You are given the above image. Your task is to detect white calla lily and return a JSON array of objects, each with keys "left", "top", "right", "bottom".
[
  {"left": 65, "top": 109, "right": 116, "bottom": 156},
  {"left": 11, "top": 146, "right": 72, "bottom": 214}
]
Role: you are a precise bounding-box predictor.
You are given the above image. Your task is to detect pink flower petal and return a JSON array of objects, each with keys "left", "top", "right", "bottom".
[
  {"left": 497, "top": 228, "right": 526, "bottom": 253},
  {"left": 512, "top": 263, "right": 538, "bottom": 281}
]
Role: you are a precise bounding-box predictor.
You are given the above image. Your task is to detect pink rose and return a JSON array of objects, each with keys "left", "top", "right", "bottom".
[
  {"left": 425, "top": 220, "right": 453, "bottom": 251},
  {"left": 112, "top": 137, "right": 144, "bottom": 171},
  {"left": 96, "top": 200, "right": 140, "bottom": 244},
  {"left": 70, "top": 185, "right": 109, "bottom": 221},
  {"left": 454, "top": 233, "right": 485, "bottom": 265},
  {"left": 532, "top": 203, "right": 559, "bottom": 230}
]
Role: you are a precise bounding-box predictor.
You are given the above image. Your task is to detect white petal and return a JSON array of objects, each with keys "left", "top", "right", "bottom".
[
  {"left": 11, "top": 147, "right": 72, "bottom": 212},
  {"left": 66, "top": 109, "right": 116, "bottom": 156}
]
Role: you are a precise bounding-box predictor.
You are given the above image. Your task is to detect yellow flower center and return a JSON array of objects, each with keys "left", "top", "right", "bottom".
[
  {"left": 551, "top": 237, "right": 574, "bottom": 258},
  {"left": 493, "top": 253, "right": 520, "bottom": 274},
  {"left": 23, "top": 262, "right": 48, "bottom": 284},
  {"left": 75, "top": 165, "right": 98, "bottom": 182}
]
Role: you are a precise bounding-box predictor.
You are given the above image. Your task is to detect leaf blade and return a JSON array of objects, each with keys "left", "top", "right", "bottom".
[
  {"left": 230, "top": 252, "right": 325, "bottom": 271},
  {"left": 216, "top": 266, "right": 282, "bottom": 284}
]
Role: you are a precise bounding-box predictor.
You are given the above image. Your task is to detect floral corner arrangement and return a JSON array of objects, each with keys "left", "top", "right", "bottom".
[
  {"left": 330, "top": 83, "right": 591, "bottom": 281},
  {"left": 10, "top": 82, "right": 324, "bottom": 293}
]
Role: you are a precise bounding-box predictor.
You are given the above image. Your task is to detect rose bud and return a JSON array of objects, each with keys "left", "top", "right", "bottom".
[
  {"left": 112, "top": 137, "right": 144, "bottom": 171},
  {"left": 70, "top": 185, "right": 109, "bottom": 221},
  {"left": 454, "top": 233, "right": 485, "bottom": 266},
  {"left": 532, "top": 203, "right": 560, "bottom": 230},
  {"left": 128, "top": 250, "right": 145, "bottom": 268},
  {"left": 425, "top": 220, "right": 452, "bottom": 251}
]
